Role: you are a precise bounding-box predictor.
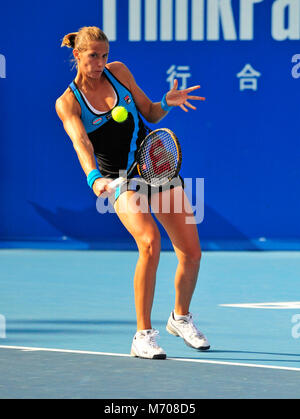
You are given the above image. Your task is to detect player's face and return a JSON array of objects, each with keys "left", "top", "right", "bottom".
[{"left": 76, "top": 41, "right": 109, "bottom": 79}]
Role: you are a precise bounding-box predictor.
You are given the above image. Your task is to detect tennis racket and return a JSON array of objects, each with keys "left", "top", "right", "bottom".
[{"left": 106, "top": 128, "right": 182, "bottom": 192}]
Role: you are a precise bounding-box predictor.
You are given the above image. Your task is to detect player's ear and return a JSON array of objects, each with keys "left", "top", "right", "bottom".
[{"left": 73, "top": 48, "right": 80, "bottom": 61}]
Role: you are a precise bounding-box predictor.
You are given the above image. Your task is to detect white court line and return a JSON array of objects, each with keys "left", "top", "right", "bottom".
[
  {"left": 1, "top": 344, "right": 300, "bottom": 372},
  {"left": 0, "top": 345, "right": 130, "bottom": 357}
]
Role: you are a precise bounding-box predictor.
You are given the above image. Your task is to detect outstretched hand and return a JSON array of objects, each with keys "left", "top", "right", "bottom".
[{"left": 165, "top": 79, "right": 205, "bottom": 112}]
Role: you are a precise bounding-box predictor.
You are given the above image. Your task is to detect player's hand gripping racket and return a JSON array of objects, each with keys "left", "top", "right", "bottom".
[{"left": 105, "top": 128, "right": 182, "bottom": 194}]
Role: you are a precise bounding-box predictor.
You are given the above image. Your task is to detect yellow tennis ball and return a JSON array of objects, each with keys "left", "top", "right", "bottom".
[{"left": 111, "top": 106, "right": 128, "bottom": 123}]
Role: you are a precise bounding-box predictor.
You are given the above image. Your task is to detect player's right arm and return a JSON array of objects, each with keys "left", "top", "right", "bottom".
[{"left": 55, "top": 91, "right": 111, "bottom": 196}]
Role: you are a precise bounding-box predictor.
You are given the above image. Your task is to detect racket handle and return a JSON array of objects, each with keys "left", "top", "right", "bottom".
[
  {"left": 98, "top": 176, "right": 128, "bottom": 199},
  {"left": 106, "top": 177, "right": 127, "bottom": 191}
]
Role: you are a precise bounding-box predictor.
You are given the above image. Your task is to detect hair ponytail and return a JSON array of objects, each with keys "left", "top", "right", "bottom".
[
  {"left": 61, "top": 32, "right": 78, "bottom": 49},
  {"left": 61, "top": 27, "right": 108, "bottom": 50}
]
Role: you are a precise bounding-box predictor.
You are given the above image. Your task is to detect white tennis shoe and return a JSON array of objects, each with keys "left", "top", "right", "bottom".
[
  {"left": 131, "top": 329, "right": 167, "bottom": 359},
  {"left": 166, "top": 311, "right": 210, "bottom": 350}
]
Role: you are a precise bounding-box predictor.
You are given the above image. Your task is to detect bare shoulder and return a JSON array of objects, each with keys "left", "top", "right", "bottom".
[
  {"left": 107, "top": 61, "right": 131, "bottom": 75},
  {"left": 106, "top": 61, "right": 134, "bottom": 89},
  {"left": 55, "top": 87, "right": 80, "bottom": 120}
]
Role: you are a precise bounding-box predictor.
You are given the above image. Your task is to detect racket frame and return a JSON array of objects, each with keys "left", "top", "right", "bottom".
[{"left": 106, "top": 128, "right": 182, "bottom": 191}]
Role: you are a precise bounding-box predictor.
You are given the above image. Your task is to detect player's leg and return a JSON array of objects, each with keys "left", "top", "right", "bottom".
[
  {"left": 152, "top": 185, "right": 210, "bottom": 350},
  {"left": 152, "top": 185, "right": 201, "bottom": 315},
  {"left": 114, "top": 190, "right": 161, "bottom": 331},
  {"left": 114, "top": 190, "right": 166, "bottom": 358}
]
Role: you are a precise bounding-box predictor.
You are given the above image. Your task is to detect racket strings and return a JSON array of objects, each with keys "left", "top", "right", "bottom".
[{"left": 138, "top": 130, "right": 180, "bottom": 186}]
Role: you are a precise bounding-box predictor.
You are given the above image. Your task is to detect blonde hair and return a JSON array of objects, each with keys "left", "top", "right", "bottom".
[{"left": 61, "top": 26, "right": 109, "bottom": 50}]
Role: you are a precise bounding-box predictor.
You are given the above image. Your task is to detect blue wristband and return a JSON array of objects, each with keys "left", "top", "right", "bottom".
[
  {"left": 161, "top": 93, "right": 173, "bottom": 112},
  {"left": 87, "top": 169, "right": 101, "bottom": 189}
]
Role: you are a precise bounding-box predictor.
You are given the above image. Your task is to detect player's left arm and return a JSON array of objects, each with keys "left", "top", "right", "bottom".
[{"left": 107, "top": 62, "right": 205, "bottom": 123}]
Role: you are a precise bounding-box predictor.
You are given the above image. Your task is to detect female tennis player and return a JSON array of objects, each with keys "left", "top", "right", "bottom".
[{"left": 56, "top": 26, "right": 210, "bottom": 359}]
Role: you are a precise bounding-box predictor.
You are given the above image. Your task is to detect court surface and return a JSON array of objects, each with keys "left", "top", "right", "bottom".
[{"left": 1, "top": 249, "right": 300, "bottom": 399}]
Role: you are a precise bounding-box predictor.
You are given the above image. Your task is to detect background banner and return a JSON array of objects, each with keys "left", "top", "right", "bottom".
[{"left": 0, "top": 0, "right": 299, "bottom": 249}]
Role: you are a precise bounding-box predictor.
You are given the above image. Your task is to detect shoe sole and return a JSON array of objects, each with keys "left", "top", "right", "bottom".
[
  {"left": 130, "top": 348, "right": 167, "bottom": 360},
  {"left": 131, "top": 351, "right": 167, "bottom": 360},
  {"left": 166, "top": 323, "right": 210, "bottom": 351}
]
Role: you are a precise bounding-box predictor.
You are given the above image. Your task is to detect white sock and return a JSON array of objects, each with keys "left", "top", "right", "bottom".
[
  {"left": 137, "top": 329, "right": 153, "bottom": 336},
  {"left": 173, "top": 311, "right": 189, "bottom": 321}
]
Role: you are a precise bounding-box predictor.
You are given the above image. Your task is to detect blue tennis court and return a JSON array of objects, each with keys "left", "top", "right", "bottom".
[
  {"left": 1, "top": 248, "right": 300, "bottom": 399},
  {"left": 1, "top": 0, "right": 300, "bottom": 403}
]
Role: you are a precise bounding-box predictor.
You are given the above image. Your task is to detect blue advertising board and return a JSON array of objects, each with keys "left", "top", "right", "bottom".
[{"left": 0, "top": 0, "right": 299, "bottom": 249}]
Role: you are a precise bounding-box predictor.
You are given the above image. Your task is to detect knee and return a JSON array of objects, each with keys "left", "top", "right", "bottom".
[
  {"left": 137, "top": 230, "right": 161, "bottom": 259},
  {"left": 179, "top": 247, "right": 202, "bottom": 267}
]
